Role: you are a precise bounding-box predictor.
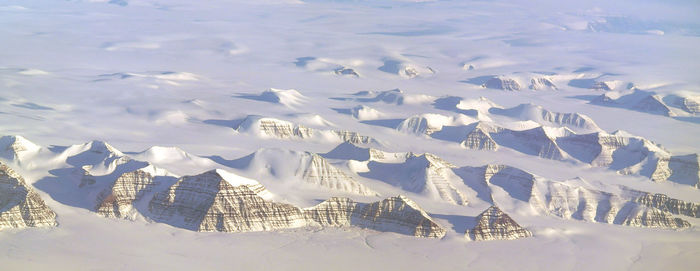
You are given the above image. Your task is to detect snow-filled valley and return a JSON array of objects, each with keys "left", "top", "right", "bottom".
[{"left": 1, "top": 0, "right": 699, "bottom": 270}]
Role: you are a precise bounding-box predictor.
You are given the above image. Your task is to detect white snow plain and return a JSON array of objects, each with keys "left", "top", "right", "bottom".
[{"left": 1, "top": 0, "right": 699, "bottom": 270}]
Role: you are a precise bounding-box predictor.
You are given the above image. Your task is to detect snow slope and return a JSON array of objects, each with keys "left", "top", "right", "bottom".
[{"left": 1, "top": 0, "right": 699, "bottom": 270}]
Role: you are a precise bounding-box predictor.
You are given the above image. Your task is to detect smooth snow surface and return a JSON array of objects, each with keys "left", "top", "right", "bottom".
[{"left": 1, "top": 0, "right": 699, "bottom": 270}]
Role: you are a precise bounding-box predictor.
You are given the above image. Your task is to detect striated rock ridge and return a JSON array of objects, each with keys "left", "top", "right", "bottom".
[
  {"left": 591, "top": 81, "right": 613, "bottom": 91},
  {"left": 590, "top": 90, "right": 683, "bottom": 117},
  {"left": 460, "top": 122, "right": 499, "bottom": 150},
  {"left": 679, "top": 96, "right": 699, "bottom": 113},
  {"left": 630, "top": 95, "right": 674, "bottom": 116},
  {"left": 0, "top": 162, "right": 57, "bottom": 230},
  {"left": 409, "top": 153, "right": 468, "bottom": 205},
  {"left": 529, "top": 77, "right": 557, "bottom": 90},
  {"left": 538, "top": 182, "right": 690, "bottom": 229},
  {"left": 234, "top": 115, "right": 375, "bottom": 144},
  {"left": 556, "top": 131, "right": 699, "bottom": 187},
  {"left": 149, "top": 170, "right": 306, "bottom": 232},
  {"left": 302, "top": 154, "right": 377, "bottom": 196},
  {"left": 634, "top": 193, "right": 699, "bottom": 218},
  {"left": 236, "top": 148, "right": 378, "bottom": 196},
  {"left": 148, "top": 170, "right": 444, "bottom": 236},
  {"left": 481, "top": 164, "right": 537, "bottom": 203},
  {"left": 236, "top": 116, "right": 314, "bottom": 139},
  {"left": 397, "top": 115, "right": 443, "bottom": 135},
  {"left": 668, "top": 154, "right": 700, "bottom": 188},
  {"left": 491, "top": 126, "right": 568, "bottom": 160},
  {"left": 396, "top": 113, "right": 477, "bottom": 136},
  {"left": 0, "top": 135, "right": 42, "bottom": 162},
  {"left": 305, "top": 196, "right": 446, "bottom": 238},
  {"left": 360, "top": 152, "right": 468, "bottom": 205},
  {"left": 330, "top": 130, "right": 374, "bottom": 145},
  {"left": 489, "top": 103, "right": 600, "bottom": 132},
  {"left": 482, "top": 76, "right": 521, "bottom": 91},
  {"left": 349, "top": 195, "right": 446, "bottom": 238},
  {"left": 94, "top": 169, "right": 158, "bottom": 219},
  {"left": 466, "top": 206, "right": 532, "bottom": 241},
  {"left": 460, "top": 164, "right": 692, "bottom": 229},
  {"left": 618, "top": 205, "right": 690, "bottom": 229},
  {"left": 429, "top": 120, "right": 698, "bottom": 186}
]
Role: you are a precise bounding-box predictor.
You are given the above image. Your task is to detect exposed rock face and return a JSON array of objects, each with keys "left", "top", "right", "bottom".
[
  {"left": 489, "top": 103, "right": 600, "bottom": 132},
  {"left": 76, "top": 168, "right": 97, "bottom": 188},
  {"left": 0, "top": 162, "right": 57, "bottom": 230},
  {"left": 351, "top": 195, "right": 445, "bottom": 238},
  {"left": 0, "top": 135, "right": 42, "bottom": 163},
  {"left": 466, "top": 206, "right": 532, "bottom": 241},
  {"left": 411, "top": 154, "right": 468, "bottom": 205},
  {"left": 397, "top": 115, "right": 440, "bottom": 135},
  {"left": 302, "top": 154, "right": 377, "bottom": 196},
  {"left": 0, "top": 135, "right": 40, "bottom": 155},
  {"left": 361, "top": 153, "right": 468, "bottom": 205},
  {"left": 589, "top": 90, "right": 683, "bottom": 118},
  {"left": 461, "top": 164, "right": 692, "bottom": 229},
  {"left": 630, "top": 95, "right": 674, "bottom": 116},
  {"left": 635, "top": 193, "right": 699, "bottom": 218},
  {"left": 330, "top": 130, "right": 374, "bottom": 145},
  {"left": 492, "top": 126, "right": 567, "bottom": 160},
  {"left": 591, "top": 81, "right": 613, "bottom": 91},
  {"left": 668, "top": 154, "right": 700, "bottom": 188},
  {"left": 402, "top": 66, "right": 419, "bottom": 78},
  {"left": 148, "top": 170, "right": 444, "bottom": 236},
  {"left": 304, "top": 197, "right": 356, "bottom": 227},
  {"left": 244, "top": 117, "right": 314, "bottom": 139},
  {"left": 149, "top": 170, "right": 307, "bottom": 232},
  {"left": 554, "top": 131, "right": 698, "bottom": 187},
  {"left": 680, "top": 96, "right": 699, "bottom": 113},
  {"left": 369, "top": 89, "right": 406, "bottom": 104},
  {"left": 334, "top": 67, "right": 359, "bottom": 77},
  {"left": 482, "top": 164, "right": 537, "bottom": 203},
  {"left": 305, "top": 196, "right": 446, "bottom": 238},
  {"left": 483, "top": 76, "right": 521, "bottom": 91},
  {"left": 529, "top": 77, "right": 557, "bottom": 90},
  {"left": 378, "top": 58, "right": 434, "bottom": 79},
  {"left": 542, "top": 112, "right": 595, "bottom": 130},
  {"left": 555, "top": 132, "right": 627, "bottom": 166},
  {"left": 395, "top": 113, "right": 478, "bottom": 137},
  {"left": 235, "top": 148, "right": 378, "bottom": 196},
  {"left": 539, "top": 181, "right": 618, "bottom": 223},
  {"left": 94, "top": 169, "right": 158, "bottom": 219},
  {"left": 424, "top": 116, "right": 696, "bottom": 186},
  {"left": 461, "top": 124, "right": 498, "bottom": 150},
  {"left": 234, "top": 115, "right": 376, "bottom": 144},
  {"left": 537, "top": 181, "right": 691, "bottom": 229},
  {"left": 618, "top": 205, "right": 690, "bottom": 229}
]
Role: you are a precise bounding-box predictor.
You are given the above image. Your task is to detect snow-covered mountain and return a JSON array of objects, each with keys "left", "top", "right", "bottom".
[
  {"left": 466, "top": 206, "right": 532, "bottom": 241},
  {"left": 2, "top": 0, "right": 700, "bottom": 269},
  {"left": 351, "top": 89, "right": 436, "bottom": 105},
  {"left": 389, "top": 114, "right": 698, "bottom": 186},
  {"left": 591, "top": 89, "right": 699, "bottom": 120},
  {"left": 236, "top": 88, "right": 308, "bottom": 108},
  {"left": 232, "top": 115, "right": 376, "bottom": 144},
  {"left": 0, "top": 162, "right": 57, "bottom": 230},
  {"left": 228, "top": 148, "right": 378, "bottom": 196}
]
